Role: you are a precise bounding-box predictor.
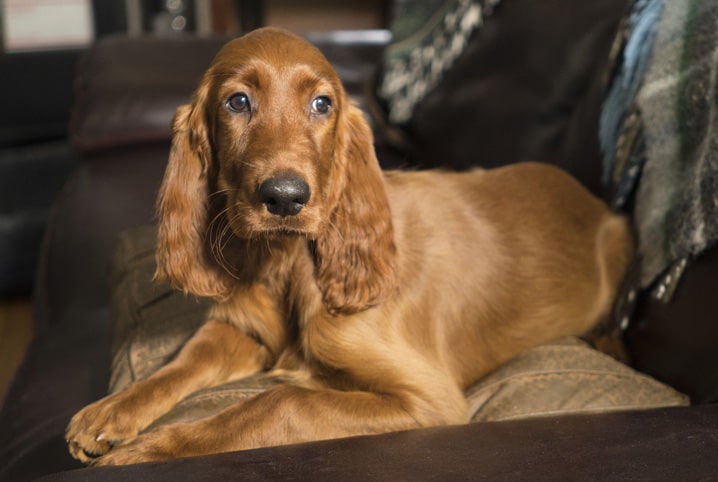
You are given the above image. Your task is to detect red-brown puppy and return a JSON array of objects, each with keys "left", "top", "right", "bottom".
[{"left": 66, "top": 27, "right": 632, "bottom": 465}]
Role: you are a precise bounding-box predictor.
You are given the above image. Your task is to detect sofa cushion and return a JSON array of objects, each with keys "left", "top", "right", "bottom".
[
  {"left": 467, "top": 337, "right": 688, "bottom": 421},
  {"left": 108, "top": 226, "right": 210, "bottom": 392},
  {"left": 106, "top": 226, "right": 687, "bottom": 428}
]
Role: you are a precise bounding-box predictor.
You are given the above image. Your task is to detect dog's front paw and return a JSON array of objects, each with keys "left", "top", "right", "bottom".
[
  {"left": 66, "top": 390, "right": 150, "bottom": 464},
  {"left": 92, "top": 425, "right": 186, "bottom": 466}
]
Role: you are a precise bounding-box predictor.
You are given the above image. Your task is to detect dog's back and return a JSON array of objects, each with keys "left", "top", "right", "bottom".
[{"left": 383, "top": 162, "right": 632, "bottom": 387}]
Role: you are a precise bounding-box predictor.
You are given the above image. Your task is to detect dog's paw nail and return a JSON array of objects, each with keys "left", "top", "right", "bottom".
[{"left": 82, "top": 448, "right": 103, "bottom": 459}]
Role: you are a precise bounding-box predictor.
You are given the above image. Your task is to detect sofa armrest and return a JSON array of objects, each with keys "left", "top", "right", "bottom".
[
  {"left": 70, "top": 35, "right": 228, "bottom": 153},
  {"left": 37, "top": 404, "right": 718, "bottom": 481},
  {"left": 69, "top": 31, "right": 388, "bottom": 155}
]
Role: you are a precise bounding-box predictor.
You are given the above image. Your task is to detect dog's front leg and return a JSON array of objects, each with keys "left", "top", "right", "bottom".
[
  {"left": 66, "top": 320, "right": 269, "bottom": 463},
  {"left": 95, "top": 381, "right": 467, "bottom": 466}
]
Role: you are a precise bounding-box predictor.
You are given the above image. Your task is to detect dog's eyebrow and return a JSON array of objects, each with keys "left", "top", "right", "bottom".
[
  {"left": 290, "top": 65, "right": 338, "bottom": 96},
  {"left": 210, "top": 59, "right": 266, "bottom": 89},
  {"left": 224, "top": 67, "right": 261, "bottom": 90}
]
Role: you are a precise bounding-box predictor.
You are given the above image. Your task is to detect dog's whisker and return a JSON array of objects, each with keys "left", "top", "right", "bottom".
[
  {"left": 209, "top": 188, "right": 241, "bottom": 200},
  {"left": 205, "top": 205, "right": 245, "bottom": 282},
  {"left": 323, "top": 215, "right": 345, "bottom": 244},
  {"left": 217, "top": 224, "right": 243, "bottom": 281}
]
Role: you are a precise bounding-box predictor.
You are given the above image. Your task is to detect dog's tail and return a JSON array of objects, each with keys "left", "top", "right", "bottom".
[
  {"left": 597, "top": 213, "right": 634, "bottom": 307},
  {"left": 587, "top": 212, "right": 634, "bottom": 359}
]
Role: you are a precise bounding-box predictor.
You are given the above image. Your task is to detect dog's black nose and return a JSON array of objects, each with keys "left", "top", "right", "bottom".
[{"left": 258, "top": 176, "right": 311, "bottom": 217}]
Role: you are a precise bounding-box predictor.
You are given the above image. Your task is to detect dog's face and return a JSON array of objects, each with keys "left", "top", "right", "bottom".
[
  {"left": 204, "top": 29, "right": 346, "bottom": 239},
  {"left": 157, "top": 27, "right": 397, "bottom": 311}
]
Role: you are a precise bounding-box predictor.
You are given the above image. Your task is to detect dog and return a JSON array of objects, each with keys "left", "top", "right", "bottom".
[{"left": 66, "top": 27, "right": 632, "bottom": 465}]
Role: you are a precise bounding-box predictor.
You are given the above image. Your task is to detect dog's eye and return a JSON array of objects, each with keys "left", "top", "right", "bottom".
[
  {"left": 311, "top": 96, "right": 332, "bottom": 115},
  {"left": 227, "top": 93, "right": 251, "bottom": 113}
]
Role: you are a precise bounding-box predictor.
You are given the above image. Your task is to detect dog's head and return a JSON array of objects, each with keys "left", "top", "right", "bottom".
[{"left": 155, "top": 27, "right": 397, "bottom": 314}]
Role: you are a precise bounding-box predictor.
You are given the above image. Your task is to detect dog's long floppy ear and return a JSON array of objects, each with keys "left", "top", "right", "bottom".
[
  {"left": 154, "top": 80, "right": 232, "bottom": 299},
  {"left": 314, "top": 105, "right": 398, "bottom": 315}
]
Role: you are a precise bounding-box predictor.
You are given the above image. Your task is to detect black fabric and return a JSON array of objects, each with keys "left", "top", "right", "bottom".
[
  {"left": 373, "top": 0, "right": 629, "bottom": 195},
  {"left": 627, "top": 245, "right": 718, "bottom": 404}
]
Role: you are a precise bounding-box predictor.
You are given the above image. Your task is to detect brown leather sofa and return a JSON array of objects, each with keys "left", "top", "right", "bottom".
[{"left": 2, "top": 2, "right": 718, "bottom": 480}]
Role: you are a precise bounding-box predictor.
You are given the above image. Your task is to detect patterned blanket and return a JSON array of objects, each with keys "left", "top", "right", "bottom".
[
  {"left": 600, "top": 0, "right": 718, "bottom": 300},
  {"left": 377, "top": 0, "right": 501, "bottom": 124}
]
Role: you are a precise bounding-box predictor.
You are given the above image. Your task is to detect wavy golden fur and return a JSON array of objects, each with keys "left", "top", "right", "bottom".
[{"left": 67, "top": 27, "right": 632, "bottom": 465}]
